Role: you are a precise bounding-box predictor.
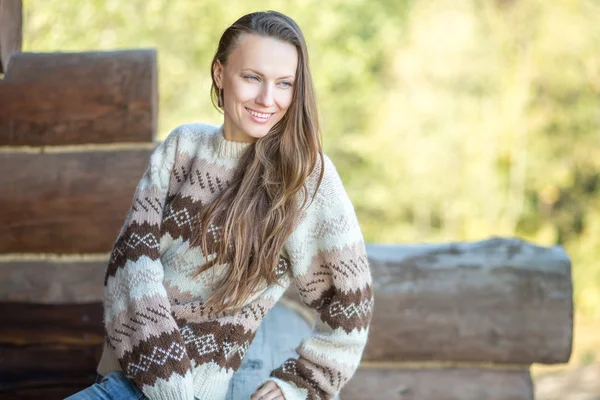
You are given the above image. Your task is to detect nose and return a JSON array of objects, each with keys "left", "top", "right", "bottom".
[{"left": 256, "top": 83, "right": 274, "bottom": 108}]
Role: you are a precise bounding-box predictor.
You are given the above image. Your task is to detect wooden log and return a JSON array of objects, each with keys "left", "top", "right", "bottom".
[
  {"left": 0, "top": 302, "right": 103, "bottom": 347},
  {"left": 0, "top": 50, "right": 157, "bottom": 144},
  {"left": 0, "top": 260, "right": 106, "bottom": 303},
  {"left": 0, "top": 385, "right": 93, "bottom": 400},
  {"left": 0, "top": 149, "right": 152, "bottom": 253},
  {"left": 0, "top": 347, "right": 100, "bottom": 382},
  {"left": 0, "top": 240, "right": 574, "bottom": 366},
  {"left": 364, "top": 238, "right": 573, "bottom": 365},
  {"left": 0, "top": 0, "right": 22, "bottom": 74},
  {"left": 340, "top": 367, "right": 534, "bottom": 400}
]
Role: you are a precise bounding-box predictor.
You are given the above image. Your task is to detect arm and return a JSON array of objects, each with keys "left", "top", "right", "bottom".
[
  {"left": 103, "top": 129, "right": 195, "bottom": 400},
  {"left": 265, "top": 156, "right": 374, "bottom": 400}
]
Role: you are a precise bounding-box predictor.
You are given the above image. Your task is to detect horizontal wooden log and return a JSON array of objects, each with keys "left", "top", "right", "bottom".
[
  {"left": 364, "top": 238, "right": 573, "bottom": 364},
  {"left": 0, "top": 385, "right": 92, "bottom": 400},
  {"left": 340, "top": 367, "right": 533, "bottom": 400},
  {"left": 0, "top": 149, "right": 151, "bottom": 253},
  {"left": 0, "top": 302, "right": 103, "bottom": 347},
  {"left": 0, "top": 260, "right": 106, "bottom": 303},
  {"left": 0, "top": 240, "right": 574, "bottom": 366},
  {"left": 0, "top": 50, "right": 157, "bottom": 144},
  {"left": 0, "top": 347, "right": 100, "bottom": 382},
  {"left": 0, "top": 0, "right": 22, "bottom": 74}
]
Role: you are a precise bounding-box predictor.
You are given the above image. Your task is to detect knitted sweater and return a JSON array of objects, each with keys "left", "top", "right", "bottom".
[{"left": 97, "top": 123, "right": 374, "bottom": 400}]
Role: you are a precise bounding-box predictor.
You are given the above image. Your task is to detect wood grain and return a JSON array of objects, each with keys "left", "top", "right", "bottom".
[
  {"left": 0, "top": 384, "right": 94, "bottom": 400},
  {"left": 0, "top": 149, "right": 152, "bottom": 253},
  {"left": 0, "top": 302, "right": 101, "bottom": 398},
  {"left": 0, "top": 302, "right": 103, "bottom": 347},
  {"left": 364, "top": 238, "right": 573, "bottom": 364},
  {"left": 0, "top": 50, "right": 157, "bottom": 144},
  {"left": 0, "top": 260, "right": 106, "bottom": 303},
  {"left": 341, "top": 367, "right": 534, "bottom": 400}
]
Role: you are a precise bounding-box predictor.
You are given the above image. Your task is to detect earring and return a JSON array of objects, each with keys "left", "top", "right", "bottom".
[{"left": 218, "top": 88, "right": 224, "bottom": 108}]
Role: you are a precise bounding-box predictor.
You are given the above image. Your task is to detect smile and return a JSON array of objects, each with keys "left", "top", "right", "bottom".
[{"left": 245, "top": 107, "right": 273, "bottom": 121}]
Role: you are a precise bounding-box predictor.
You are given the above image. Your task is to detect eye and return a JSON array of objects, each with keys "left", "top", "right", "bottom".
[
  {"left": 243, "top": 74, "right": 260, "bottom": 82},
  {"left": 278, "top": 81, "right": 293, "bottom": 88}
]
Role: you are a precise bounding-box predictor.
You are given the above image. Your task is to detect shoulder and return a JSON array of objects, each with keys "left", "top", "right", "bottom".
[
  {"left": 163, "top": 122, "right": 221, "bottom": 146},
  {"left": 289, "top": 152, "right": 363, "bottom": 248},
  {"left": 304, "top": 152, "right": 354, "bottom": 212},
  {"left": 307, "top": 152, "right": 346, "bottom": 196},
  {"left": 157, "top": 122, "right": 224, "bottom": 161}
]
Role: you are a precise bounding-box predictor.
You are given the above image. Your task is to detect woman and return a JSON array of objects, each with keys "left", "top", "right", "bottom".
[{"left": 67, "top": 10, "right": 373, "bottom": 400}]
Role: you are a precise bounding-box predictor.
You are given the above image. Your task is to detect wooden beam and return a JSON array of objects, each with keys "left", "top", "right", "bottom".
[
  {"left": 0, "top": 385, "right": 93, "bottom": 400},
  {"left": 0, "top": 149, "right": 152, "bottom": 253},
  {"left": 1, "top": 347, "right": 100, "bottom": 382},
  {"left": 363, "top": 238, "right": 573, "bottom": 365},
  {"left": 0, "top": 302, "right": 103, "bottom": 347},
  {"left": 0, "top": 239, "right": 574, "bottom": 367},
  {"left": 0, "top": 260, "right": 106, "bottom": 303},
  {"left": 341, "top": 367, "right": 534, "bottom": 400},
  {"left": 0, "top": 0, "right": 22, "bottom": 74},
  {"left": 0, "top": 50, "right": 158, "bottom": 144}
]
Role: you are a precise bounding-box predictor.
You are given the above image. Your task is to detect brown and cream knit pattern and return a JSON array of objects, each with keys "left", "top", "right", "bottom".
[{"left": 98, "top": 123, "right": 374, "bottom": 400}]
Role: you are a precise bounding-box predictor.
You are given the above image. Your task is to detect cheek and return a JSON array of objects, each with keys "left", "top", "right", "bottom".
[
  {"left": 277, "top": 92, "right": 294, "bottom": 112},
  {"left": 226, "top": 81, "right": 257, "bottom": 105}
]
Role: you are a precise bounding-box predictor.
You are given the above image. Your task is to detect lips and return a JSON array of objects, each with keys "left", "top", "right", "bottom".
[{"left": 245, "top": 107, "right": 274, "bottom": 120}]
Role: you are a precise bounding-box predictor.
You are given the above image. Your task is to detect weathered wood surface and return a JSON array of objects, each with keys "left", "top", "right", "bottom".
[
  {"left": 0, "top": 239, "right": 573, "bottom": 365},
  {"left": 340, "top": 367, "right": 534, "bottom": 400},
  {"left": 0, "top": 237, "right": 573, "bottom": 398},
  {"left": 0, "top": 0, "right": 22, "bottom": 74},
  {"left": 1, "top": 347, "right": 100, "bottom": 381},
  {"left": 0, "top": 50, "right": 157, "bottom": 144},
  {"left": 0, "top": 302, "right": 103, "bottom": 347},
  {"left": 0, "top": 302, "right": 102, "bottom": 398},
  {"left": 0, "top": 384, "right": 94, "bottom": 400},
  {"left": 364, "top": 238, "right": 573, "bottom": 365},
  {"left": 0, "top": 149, "right": 152, "bottom": 253},
  {"left": 0, "top": 260, "right": 107, "bottom": 303}
]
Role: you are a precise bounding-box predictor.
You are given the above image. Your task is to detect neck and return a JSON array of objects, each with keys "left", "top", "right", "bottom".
[
  {"left": 213, "top": 124, "right": 252, "bottom": 159},
  {"left": 223, "top": 118, "right": 257, "bottom": 144}
]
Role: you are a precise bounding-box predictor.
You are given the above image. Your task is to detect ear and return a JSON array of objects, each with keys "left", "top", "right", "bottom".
[{"left": 213, "top": 60, "right": 224, "bottom": 89}]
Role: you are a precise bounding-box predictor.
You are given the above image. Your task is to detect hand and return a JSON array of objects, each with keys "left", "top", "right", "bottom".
[{"left": 250, "top": 381, "right": 285, "bottom": 400}]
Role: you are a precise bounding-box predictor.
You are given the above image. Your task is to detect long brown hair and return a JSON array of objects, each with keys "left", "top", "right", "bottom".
[{"left": 190, "top": 11, "right": 324, "bottom": 313}]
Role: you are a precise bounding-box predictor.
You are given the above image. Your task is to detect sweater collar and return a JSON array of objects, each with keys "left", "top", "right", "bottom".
[{"left": 212, "top": 125, "right": 252, "bottom": 159}]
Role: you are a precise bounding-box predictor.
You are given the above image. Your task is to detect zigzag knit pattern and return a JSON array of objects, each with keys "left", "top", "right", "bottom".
[{"left": 98, "top": 123, "right": 374, "bottom": 400}]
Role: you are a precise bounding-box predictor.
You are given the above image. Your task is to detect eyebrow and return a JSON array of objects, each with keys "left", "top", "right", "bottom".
[{"left": 242, "top": 68, "right": 295, "bottom": 80}]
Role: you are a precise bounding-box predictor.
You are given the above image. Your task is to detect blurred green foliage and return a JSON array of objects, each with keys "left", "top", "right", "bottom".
[{"left": 22, "top": 0, "right": 600, "bottom": 317}]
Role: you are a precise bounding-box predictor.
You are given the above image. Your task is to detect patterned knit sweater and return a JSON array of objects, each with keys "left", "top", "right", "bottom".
[{"left": 97, "top": 123, "right": 374, "bottom": 400}]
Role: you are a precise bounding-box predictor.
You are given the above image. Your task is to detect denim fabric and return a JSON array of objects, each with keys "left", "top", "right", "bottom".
[
  {"left": 65, "top": 303, "right": 341, "bottom": 400},
  {"left": 65, "top": 371, "right": 147, "bottom": 400},
  {"left": 225, "top": 303, "right": 341, "bottom": 400}
]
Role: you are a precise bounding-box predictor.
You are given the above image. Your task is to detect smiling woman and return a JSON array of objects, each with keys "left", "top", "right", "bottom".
[
  {"left": 66, "top": 10, "right": 373, "bottom": 400},
  {"left": 213, "top": 34, "right": 297, "bottom": 142}
]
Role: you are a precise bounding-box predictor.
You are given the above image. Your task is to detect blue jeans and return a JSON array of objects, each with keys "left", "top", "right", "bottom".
[
  {"left": 66, "top": 303, "right": 341, "bottom": 399},
  {"left": 65, "top": 371, "right": 149, "bottom": 400}
]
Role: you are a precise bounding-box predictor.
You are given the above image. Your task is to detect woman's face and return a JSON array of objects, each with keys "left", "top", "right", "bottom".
[{"left": 213, "top": 33, "right": 298, "bottom": 143}]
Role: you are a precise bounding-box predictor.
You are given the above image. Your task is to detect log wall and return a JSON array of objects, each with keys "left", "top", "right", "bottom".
[
  {"left": 0, "top": 51, "right": 158, "bottom": 145},
  {"left": 0, "top": 41, "right": 159, "bottom": 399},
  {"left": 0, "top": 239, "right": 573, "bottom": 399}
]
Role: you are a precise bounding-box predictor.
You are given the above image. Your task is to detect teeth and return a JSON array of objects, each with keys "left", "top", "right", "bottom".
[{"left": 247, "top": 108, "right": 271, "bottom": 119}]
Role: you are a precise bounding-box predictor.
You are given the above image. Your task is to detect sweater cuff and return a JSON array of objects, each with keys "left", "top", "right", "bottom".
[
  {"left": 261, "top": 377, "right": 309, "bottom": 400},
  {"left": 140, "top": 372, "right": 195, "bottom": 400}
]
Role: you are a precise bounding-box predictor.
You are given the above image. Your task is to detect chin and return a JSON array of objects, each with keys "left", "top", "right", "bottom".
[{"left": 245, "top": 122, "right": 277, "bottom": 138}]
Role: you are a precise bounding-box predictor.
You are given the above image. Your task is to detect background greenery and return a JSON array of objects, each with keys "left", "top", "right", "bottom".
[{"left": 21, "top": 0, "right": 599, "bottom": 369}]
